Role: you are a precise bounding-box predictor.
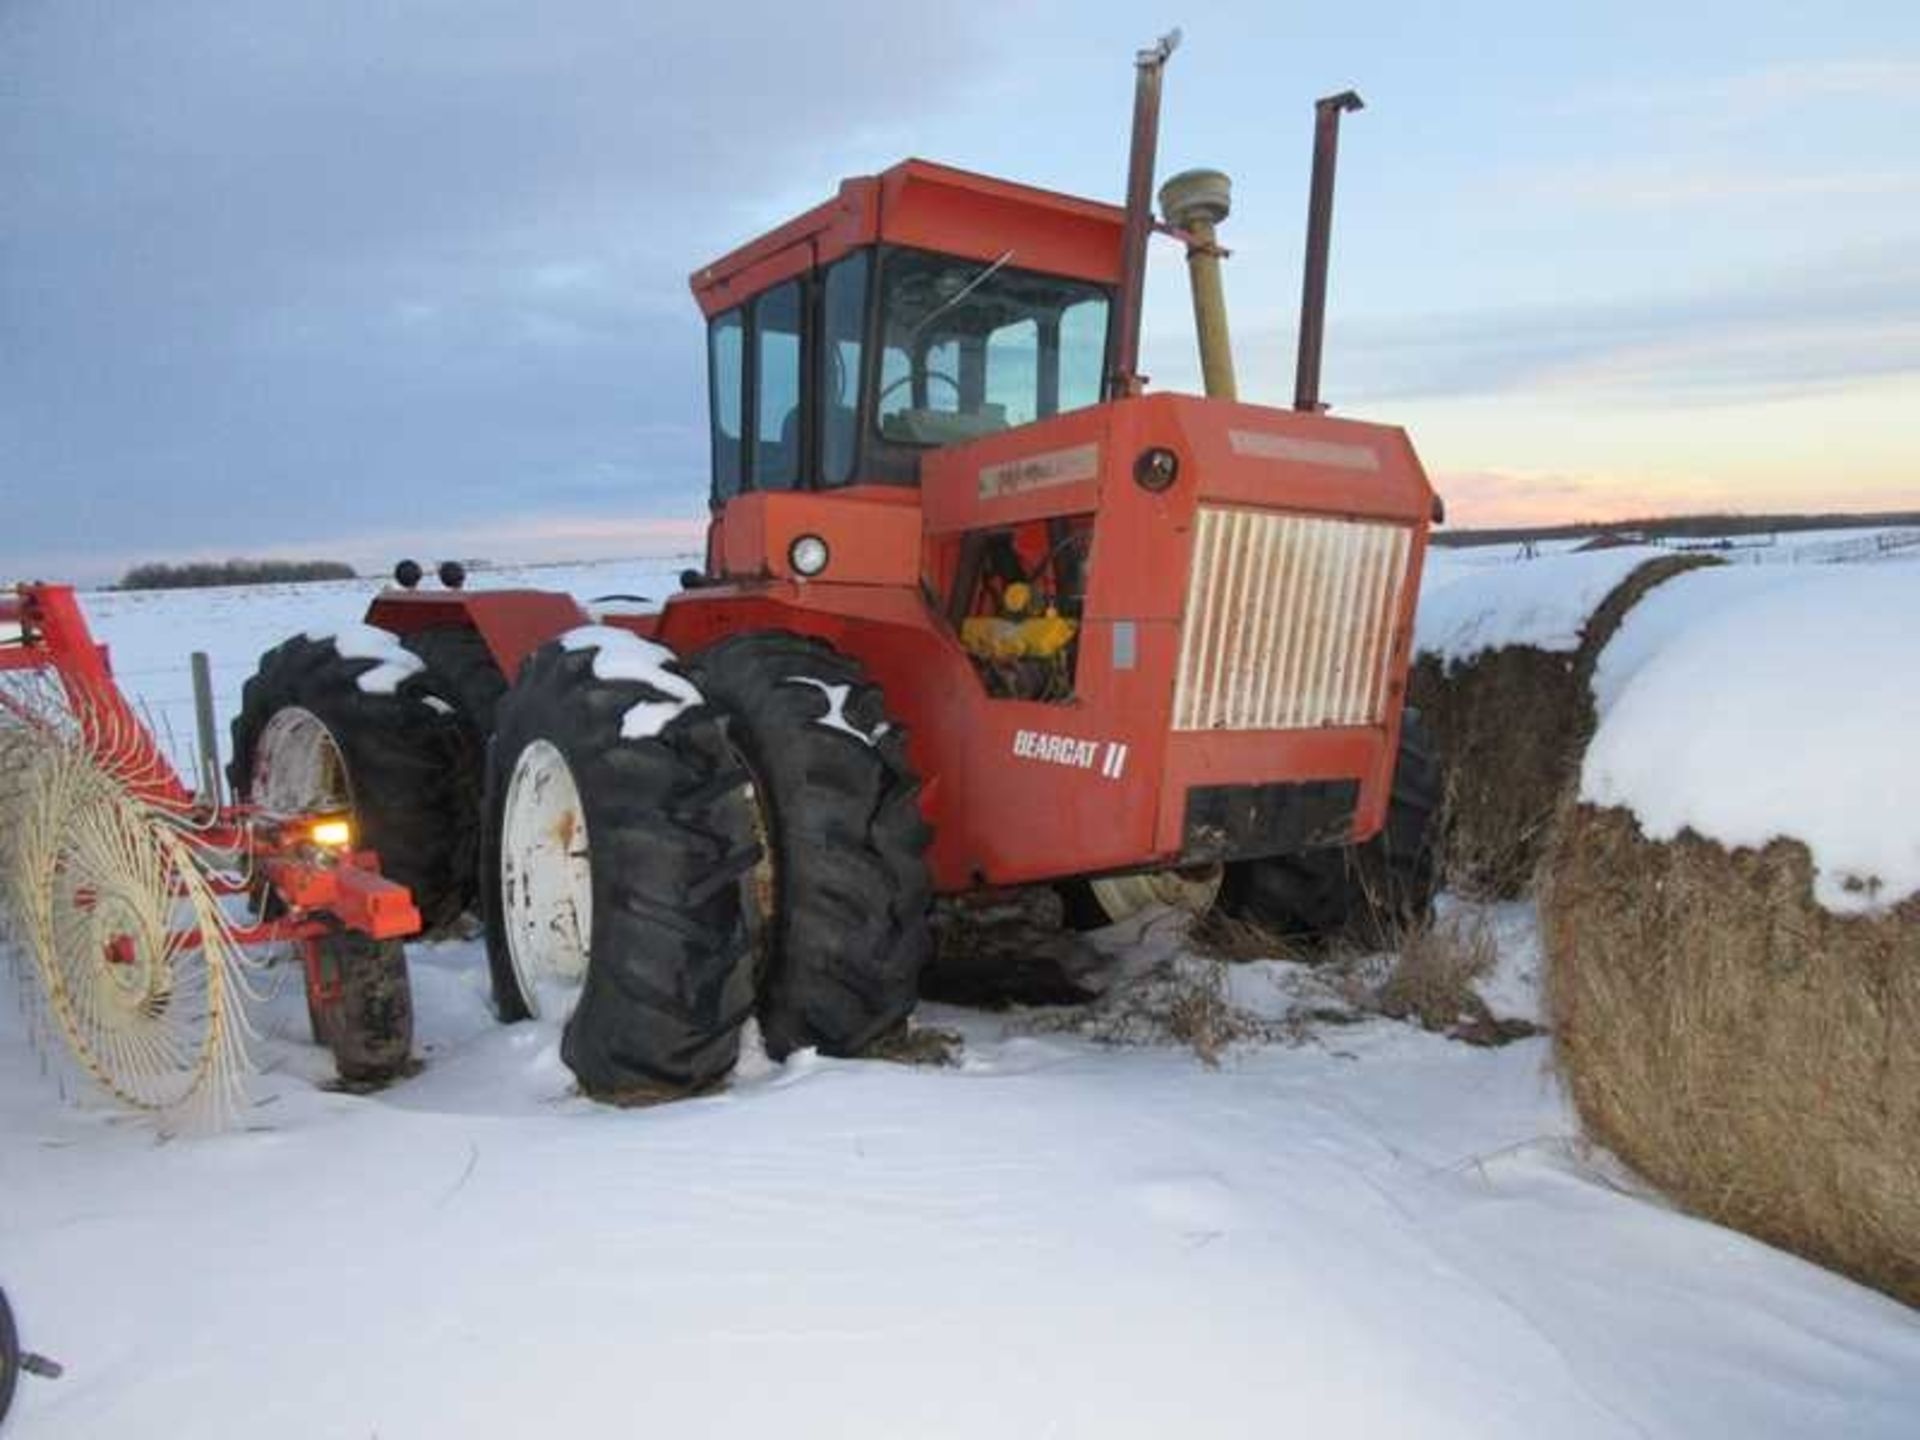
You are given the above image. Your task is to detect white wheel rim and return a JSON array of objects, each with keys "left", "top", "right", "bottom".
[
  {"left": 252, "top": 706, "right": 353, "bottom": 817},
  {"left": 500, "top": 739, "right": 593, "bottom": 1019},
  {"left": 1088, "top": 866, "right": 1224, "bottom": 925}
]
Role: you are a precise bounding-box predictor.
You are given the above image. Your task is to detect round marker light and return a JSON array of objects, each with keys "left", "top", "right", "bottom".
[
  {"left": 789, "top": 534, "right": 830, "bottom": 577},
  {"left": 1134, "top": 446, "right": 1179, "bottom": 493}
]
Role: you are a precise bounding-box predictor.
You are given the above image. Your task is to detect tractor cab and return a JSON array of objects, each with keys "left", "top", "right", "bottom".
[{"left": 691, "top": 162, "right": 1126, "bottom": 570}]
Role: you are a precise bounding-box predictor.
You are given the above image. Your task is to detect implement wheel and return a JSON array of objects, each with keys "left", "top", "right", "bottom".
[
  {"left": 229, "top": 630, "right": 480, "bottom": 934},
  {"left": 482, "top": 630, "right": 760, "bottom": 1098},
  {"left": 1221, "top": 710, "right": 1442, "bottom": 948},
  {"left": 687, "top": 631, "right": 930, "bottom": 1059},
  {"left": 306, "top": 933, "right": 414, "bottom": 1084}
]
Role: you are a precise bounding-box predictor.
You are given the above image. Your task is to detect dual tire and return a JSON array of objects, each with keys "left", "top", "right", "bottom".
[{"left": 480, "top": 629, "right": 930, "bottom": 1096}]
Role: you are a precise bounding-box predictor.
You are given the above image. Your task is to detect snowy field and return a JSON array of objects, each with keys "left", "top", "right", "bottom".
[
  {"left": 4, "top": 548, "right": 1920, "bottom": 1436},
  {"left": 65, "top": 557, "right": 696, "bottom": 780}
]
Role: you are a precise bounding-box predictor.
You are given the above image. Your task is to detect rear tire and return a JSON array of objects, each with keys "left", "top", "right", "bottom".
[
  {"left": 482, "top": 633, "right": 759, "bottom": 1097},
  {"left": 687, "top": 631, "right": 931, "bottom": 1059},
  {"left": 1221, "top": 710, "right": 1442, "bottom": 948},
  {"left": 229, "top": 631, "right": 479, "bottom": 935},
  {"left": 308, "top": 933, "right": 414, "bottom": 1084},
  {"left": 402, "top": 626, "right": 508, "bottom": 737}
]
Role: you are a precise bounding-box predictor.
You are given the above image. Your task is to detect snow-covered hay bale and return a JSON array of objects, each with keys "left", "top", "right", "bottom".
[
  {"left": 1543, "top": 566, "right": 1920, "bottom": 1306},
  {"left": 1411, "top": 549, "right": 1714, "bottom": 896}
]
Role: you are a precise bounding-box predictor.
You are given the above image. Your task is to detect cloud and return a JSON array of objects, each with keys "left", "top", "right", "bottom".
[
  {"left": 1688, "top": 59, "right": 1920, "bottom": 115},
  {"left": 1295, "top": 244, "right": 1920, "bottom": 407},
  {"left": 1529, "top": 164, "right": 1918, "bottom": 211},
  {"left": 1560, "top": 58, "right": 1920, "bottom": 128},
  {"left": 1433, "top": 460, "right": 1920, "bottom": 531},
  {"left": 1431, "top": 469, "right": 1724, "bottom": 528},
  {"left": 0, "top": 0, "right": 1011, "bottom": 580}
]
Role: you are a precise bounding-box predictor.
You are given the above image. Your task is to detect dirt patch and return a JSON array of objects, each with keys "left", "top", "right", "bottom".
[
  {"left": 865, "top": 1023, "right": 964, "bottom": 1068},
  {"left": 1411, "top": 554, "right": 1719, "bottom": 898},
  {"left": 919, "top": 890, "right": 1111, "bottom": 1008},
  {"left": 1541, "top": 803, "right": 1920, "bottom": 1308}
]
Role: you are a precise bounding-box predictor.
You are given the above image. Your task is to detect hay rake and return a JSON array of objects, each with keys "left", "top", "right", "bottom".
[{"left": 0, "top": 584, "right": 421, "bottom": 1123}]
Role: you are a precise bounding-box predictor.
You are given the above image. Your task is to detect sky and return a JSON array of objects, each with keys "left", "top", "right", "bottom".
[{"left": 3, "top": 1, "right": 1916, "bottom": 583}]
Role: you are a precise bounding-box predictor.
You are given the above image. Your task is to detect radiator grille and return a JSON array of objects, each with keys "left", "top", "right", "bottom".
[{"left": 1172, "top": 508, "right": 1411, "bottom": 731}]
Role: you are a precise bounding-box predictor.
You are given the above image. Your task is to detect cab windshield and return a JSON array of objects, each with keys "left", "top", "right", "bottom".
[{"left": 875, "top": 250, "right": 1110, "bottom": 447}]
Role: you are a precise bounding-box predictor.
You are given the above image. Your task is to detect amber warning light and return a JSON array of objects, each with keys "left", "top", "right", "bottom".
[{"left": 307, "top": 817, "right": 354, "bottom": 850}]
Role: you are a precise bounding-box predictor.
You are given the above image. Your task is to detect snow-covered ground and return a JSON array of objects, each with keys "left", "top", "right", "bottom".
[
  {"left": 72, "top": 557, "right": 692, "bottom": 778},
  {"left": 4, "top": 558, "right": 1920, "bottom": 1436}
]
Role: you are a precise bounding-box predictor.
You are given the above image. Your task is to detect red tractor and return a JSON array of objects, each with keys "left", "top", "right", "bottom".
[{"left": 230, "top": 36, "right": 1441, "bottom": 1098}]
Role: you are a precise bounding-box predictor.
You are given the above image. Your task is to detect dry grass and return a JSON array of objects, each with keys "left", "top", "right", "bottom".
[
  {"left": 1024, "top": 953, "right": 1302, "bottom": 1065},
  {"left": 1186, "top": 910, "right": 1306, "bottom": 964},
  {"left": 1410, "top": 554, "right": 1718, "bottom": 899},
  {"left": 1361, "top": 908, "right": 1541, "bottom": 1047},
  {"left": 1377, "top": 909, "right": 1496, "bottom": 1028},
  {"left": 1160, "top": 960, "right": 1242, "bottom": 1067},
  {"left": 1541, "top": 803, "right": 1920, "bottom": 1308}
]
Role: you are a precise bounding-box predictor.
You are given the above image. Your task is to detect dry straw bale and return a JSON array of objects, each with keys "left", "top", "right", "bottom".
[
  {"left": 1411, "top": 554, "right": 1716, "bottom": 897},
  {"left": 1542, "top": 803, "right": 1920, "bottom": 1307}
]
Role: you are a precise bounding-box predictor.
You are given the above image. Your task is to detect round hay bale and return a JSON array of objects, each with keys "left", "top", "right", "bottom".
[
  {"left": 1542, "top": 804, "right": 1920, "bottom": 1307},
  {"left": 1410, "top": 553, "right": 1717, "bottom": 897},
  {"left": 1409, "top": 645, "right": 1577, "bottom": 897}
]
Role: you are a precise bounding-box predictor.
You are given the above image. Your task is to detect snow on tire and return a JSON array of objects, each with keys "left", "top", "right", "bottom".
[{"left": 480, "top": 630, "right": 760, "bottom": 1098}]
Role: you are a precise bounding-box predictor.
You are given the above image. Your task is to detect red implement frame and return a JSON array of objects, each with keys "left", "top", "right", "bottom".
[{"left": 1, "top": 584, "right": 422, "bottom": 1013}]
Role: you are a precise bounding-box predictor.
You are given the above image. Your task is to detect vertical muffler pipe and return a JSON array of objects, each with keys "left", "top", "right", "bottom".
[
  {"left": 1158, "top": 168, "right": 1236, "bottom": 400},
  {"left": 1105, "top": 28, "right": 1181, "bottom": 401},
  {"left": 1294, "top": 89, "right": 1364, "bottom": 413}
]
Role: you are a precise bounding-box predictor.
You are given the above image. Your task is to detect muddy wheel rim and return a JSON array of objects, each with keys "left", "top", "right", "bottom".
[
  {"left": 499, "top": 739, "right": 592, "bottom": 1019},
  {"left": 252, "top": 706, "right": 353, "bottom": 818},
  {"left": 1088, "top": 866, "right": 1224, "bottom": 925}
]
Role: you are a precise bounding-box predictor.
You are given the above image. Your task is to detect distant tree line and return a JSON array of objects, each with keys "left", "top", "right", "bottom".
[{"left": 117, "top": 558, "right": 358, "bottom": 590}]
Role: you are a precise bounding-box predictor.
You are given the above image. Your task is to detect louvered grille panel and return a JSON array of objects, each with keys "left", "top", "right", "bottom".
[{"left": 1172, "top": 508, "right": 1411, "bottom": 731}]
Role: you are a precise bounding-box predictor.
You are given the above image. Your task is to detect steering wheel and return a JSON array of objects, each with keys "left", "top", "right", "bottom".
[{"left": 877, "top": 370, "right": 963, "bottom": 407}]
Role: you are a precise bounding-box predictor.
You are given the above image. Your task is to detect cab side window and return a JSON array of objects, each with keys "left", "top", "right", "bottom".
[
  {"left": 818, "top": 253, "right": 869, "bottom": 487},
  {"left": 708, "top": 309, "right": 745, "bottom": 504},
  {"left": 751, "top": 281, "right": 803, "bottom": 492}
]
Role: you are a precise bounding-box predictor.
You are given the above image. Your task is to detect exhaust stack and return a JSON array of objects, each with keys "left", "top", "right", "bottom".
[
  {"left": 1294, "top": 90, "right": 1364, "bottom": 413},
  {"left": 1105, "top": 29, "right": 1180, "bottom": 401},
  {"left": 1159, "top": 168, "right": 1237, "bottom": 400}
]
